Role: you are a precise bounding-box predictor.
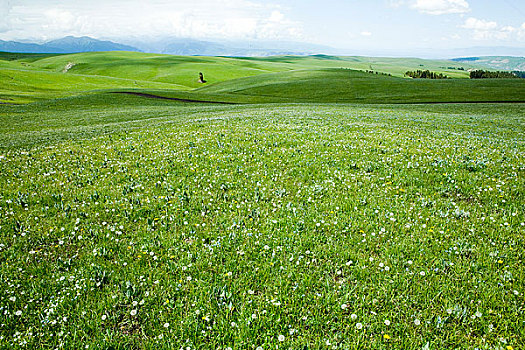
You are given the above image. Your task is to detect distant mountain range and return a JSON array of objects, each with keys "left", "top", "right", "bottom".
[
  {"left": 0, "top": 36, "right": 139, "bottom": 54},
  {"left": 452, "top": 56, "right": 525, "bottom": 71},
  {"left": 0, "top": 36, "right": 524, "bottom": 68},
  {"left": 0, "top": 36, "right": 333, "bottom": 56},
  {"left": 126, "top": 38, "right": 334, "bottom": 56},
  {"left": 46, "top": 36, "right": 139, "bottom": 53}
]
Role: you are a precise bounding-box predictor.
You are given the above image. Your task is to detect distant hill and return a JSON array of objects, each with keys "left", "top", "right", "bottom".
[
  {"left": 158, "top": 39, "right": 231, "bottom": 56},
  {"left": 125, "top": 38, "right": 335, "bottom": 56},
  {"left": 196, "top": 68, "right": 525, "bottom": 103},
  {"left": 0, "top": 36, "right": 140, "bottom": 54},
  {"left": 2, "top": 35, "right": 525, "bottom": 58},
  {"left": 6, "top": 51, "right": 477, "bottom": 92},
  {"left": 45, "top": 36, "right": 140, "bottom": 53},
  {"left": 1, "top": 51, "right": 524, "bottom": 104},
  {"left": 452, "top": 56, "right": 525, "bottom": 71},
  {"left": 0, "top": 40, "right": 66, "bottom": 53},
  {"left": 133, "top": 38, "right": 257, "bottom": 56},
  {"left": 0, "top": 36, "right": 334, "bottom": 56}
]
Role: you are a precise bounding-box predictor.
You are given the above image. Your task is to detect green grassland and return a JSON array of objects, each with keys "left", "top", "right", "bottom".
[
  {"left": 197, "top": 69, "right": 525, "bottom": 103},
  {"left": 242, "top": 54, "right": 477, "bottom": 78},
  {"left": 0, "top": 64, "right": 189, "bottom": 104},
  {"left": 0, "top": 51, "right": 524, "bottom": 349},
  {"left": 0, "top": 97, "right": 524, "bottom": 349},
  {"left": 13, "top": 51, "right": 476, "bottom": 85},
  {"left": 2, "top": 51, "right": 515, "bottom": 104}
]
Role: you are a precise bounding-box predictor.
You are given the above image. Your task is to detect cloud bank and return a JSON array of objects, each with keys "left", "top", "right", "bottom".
[
  {"left": 0, "top": 0, "right": 13, "bottom": 32},
  {"left": 412, "top": 0, "right": 470, "bottom": 15},
  {"left": 462, "top": 17, "right": 524, "bottom": 41},
  {"left": 0, "top": 0, "right": 303, "bottom": 41},
  {"left": 390, "top": 0, "right": 470, "bottom": 15}
]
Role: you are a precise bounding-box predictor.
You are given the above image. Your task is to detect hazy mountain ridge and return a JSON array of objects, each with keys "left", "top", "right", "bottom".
[
  {"left": 0, "top": 36, "right": 330, "bottom": 56},
  {"left": 452, "top": 56, "right": 525, "bottom": 71},
  {"left": 1, "top": 36, "right": 524, "bottom": 63},
  {"left": 45, "top": 36, "right": 140, "bottom": 53},
  {"left": 0, "top": 36, "right": 140, "bottom": 54},
  {"left": 0, "top": 40, "right": 66, "bottom": 53},
  {"left": 121, "top": 38, "right": 335, "bottom": 56}
]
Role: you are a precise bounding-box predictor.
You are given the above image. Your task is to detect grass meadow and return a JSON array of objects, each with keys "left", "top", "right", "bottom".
[
  {"left": 0, "top": 96, "right": 524, "bottom": 349},
  {"left": 3, "top": 51, "right": 518, "bottom": 104},
  {"left": 1, "top": 51, "right": 524, "bottom": 349}
]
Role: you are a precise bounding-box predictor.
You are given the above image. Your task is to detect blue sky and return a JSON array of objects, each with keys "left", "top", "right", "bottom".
[
  {"left": 0, "top": 0, "right": 524, "bottom": 55},
  {"left": 290, "top": 0, "right": 525, "bottom": 51}
]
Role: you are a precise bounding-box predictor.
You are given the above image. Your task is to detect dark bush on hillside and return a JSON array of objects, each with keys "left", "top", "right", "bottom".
[
  {"left": 405, "top": 70, "right": 449, "bottom": 79},
  {"left": 441, "top": 66, "right": 465, "bottom": 70},
  {"left": 365, "top": 70, "right": 392, "bottom": 76},
  {"left": 469, "top": 70, "right": 518, "bottom": 79}
]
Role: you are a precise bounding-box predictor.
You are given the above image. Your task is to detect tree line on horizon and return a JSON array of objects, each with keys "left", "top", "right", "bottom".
[
  {"left": 469, "top": 70, "right": 520, "bottom": 79},
  {"left": 404, "top": 69, "right": 523, "bottom": 79},
  {"left": 404, "top": 70, "right": 450, "bottom": 79}
]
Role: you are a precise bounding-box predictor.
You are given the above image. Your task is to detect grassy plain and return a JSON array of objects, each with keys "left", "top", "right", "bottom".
[
  {"left": 197, "top": 69, "right": 525, "bottom": 103},
  {"left": 1, "top": 94, "right": 524, "bottom": 349},
  {"left": 0, "top": 51, "right": 524, "bottom": 349},
  {"left": 1, "top": 51, "right": 511, "bottom": 104}
]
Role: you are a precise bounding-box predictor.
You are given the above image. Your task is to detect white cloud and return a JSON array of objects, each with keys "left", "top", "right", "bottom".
[
  {"left": 388, "top": 0, "right": 407, "bottom": 8},
  {"left": 440, "top": 33, "right": 462, "bottom": 41},
  {"left": 269, "top": 10, "right": 285, "bottom": 23},
  {"left": 0, "top": 0, "right": 303, "bottom": 41},
  {"left": 461, "top": 17, "right": 518, "bottom": 40},
  {"left": 519, "top": 23, "right": 525, "bottom": 40},
  {"left": 411, "top": 0, "right": 470, "bottom": 15},
  {"left": 462, "top": 17, "right": 497, "bottom": 31},
  {"left": 0, "top": 0, "right": 13, "bottom": 32},
  {"left": 360, "top": 31, "right": 372, "bottom": 37}
]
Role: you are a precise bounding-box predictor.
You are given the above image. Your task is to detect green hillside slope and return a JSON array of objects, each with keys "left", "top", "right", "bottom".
[
  {"left": 1, "top": 51, "right": 521, "bottom": 104},
  {"left": 0, "top": 64, "right": 188, "bottom": 103},
  {"left": 199, "top": 69, "right": 525, "bottom": 103},
  {"left": 3, "top": 51, "right": 474, "bottom": 89},
  {"left": 241, "top": 55, "right": 475, "bottom": 78},
  {"left": 20, "top": 52, "right": 295, "bottom": 89}
]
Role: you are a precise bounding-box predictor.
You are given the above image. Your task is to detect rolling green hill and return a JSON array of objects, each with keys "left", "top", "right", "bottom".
[
  {"left": 240, "top": 55, "right": 476, "bottom": 78},
  {"left": 1, "top": 51, "right": 523, "bottom": 104},
  {"left": 14, "top": 52, "right": 296, "bottom": 89},
  {"left": 0, "top": 59, "right": 188, "bottom": 104},
  {"left": 198, "top": 69, "right": 525, "bottom": 103},
  {"left": 20, "top": 52, "right": 476, "bottom": 84}
]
